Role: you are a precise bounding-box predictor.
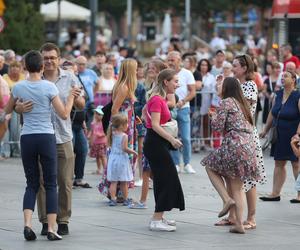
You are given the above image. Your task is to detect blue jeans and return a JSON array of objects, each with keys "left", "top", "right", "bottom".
[
  {"left": 21, "top": 134, "right": 58, "bottom": 214},
  {"left": 170, "top": 107, "right": 191, "bottom": 166},
  {"left": 72, "top": 124, "right": 88, "bottom": 181}
]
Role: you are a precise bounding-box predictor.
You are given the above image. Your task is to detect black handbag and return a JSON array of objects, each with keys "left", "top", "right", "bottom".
[{"left": 102, "top": 101, "right": 113, "bottom": 134}]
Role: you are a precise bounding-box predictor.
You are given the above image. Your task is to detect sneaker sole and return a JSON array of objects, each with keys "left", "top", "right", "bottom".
[{"left": 149, "top": 227, "right": 176, "bottom": 232}]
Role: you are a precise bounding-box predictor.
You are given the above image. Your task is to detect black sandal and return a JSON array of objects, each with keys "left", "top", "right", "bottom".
[{"left": 73, "top": 181, "right": 92, "bottom": 188}]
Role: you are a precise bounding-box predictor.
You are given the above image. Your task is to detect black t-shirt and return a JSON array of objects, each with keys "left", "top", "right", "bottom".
[
  {"left": 190, "top": 70, "right": 202, "bottom": 107},
  {"left": 71, "top": 109, "right": 86, "bottom": 126},
  {"left": 263, "top": 77, "right": 276, "bottom": 95}
]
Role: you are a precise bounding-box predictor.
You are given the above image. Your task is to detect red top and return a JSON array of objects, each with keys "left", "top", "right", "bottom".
[
  {"left": 284, "top": 56, "right": 300, "bottom": 70},
  {"left": 272, "top": 0, "right": 300, "bottom": 18},
  {"left": 146, "top": 95, "right": 171, "bottom": 129}
]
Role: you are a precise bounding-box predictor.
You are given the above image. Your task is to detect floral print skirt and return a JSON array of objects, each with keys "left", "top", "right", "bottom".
[{"left": 201, "top": 130, "right": 261, "bottom": 182}]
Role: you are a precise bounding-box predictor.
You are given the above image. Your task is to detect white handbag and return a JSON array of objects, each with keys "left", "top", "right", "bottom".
[
  {"left": 147, "top": 110, "right": 178, "bottom": 138},
  {"left": 161, "top": 119, "right": 178, "bottom": 138}
]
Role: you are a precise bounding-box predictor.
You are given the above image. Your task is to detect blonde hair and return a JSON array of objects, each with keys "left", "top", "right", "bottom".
[
  {"left": 112, "top": 58, "right": 137, "bottom": 100},
  {"left": 150, "top": 68, "right": 177, "bottom": 99},
  {"left": 107, "top": 114, "right": 128, "bottom": 147},
  {"left": 144, "top": 59, "right": 168, "bottom": 88}
]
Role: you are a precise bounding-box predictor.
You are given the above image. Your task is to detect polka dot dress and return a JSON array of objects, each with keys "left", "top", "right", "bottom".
[{"left": 241, "top": 81, "right": 267, "bottom": 191}]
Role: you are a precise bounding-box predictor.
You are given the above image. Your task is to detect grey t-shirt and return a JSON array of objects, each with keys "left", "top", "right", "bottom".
[
  {"left": 44, "top": 68, "right": 82, "bottom": 144},
  {"left": 12, "top": 79, "right": 59, "bottom": 136}
]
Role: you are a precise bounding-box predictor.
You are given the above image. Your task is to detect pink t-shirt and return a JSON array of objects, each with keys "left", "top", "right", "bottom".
[
  {"left": 146, "top": 95, "right": 171, "bottom": 129},
  {"left": 91, "top": 121, "right": 107, "bottom": 144}
]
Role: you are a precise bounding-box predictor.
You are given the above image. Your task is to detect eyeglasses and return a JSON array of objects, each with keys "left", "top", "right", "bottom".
[{"left": 43, "top": 56, "right": 58, "bottom": 61}]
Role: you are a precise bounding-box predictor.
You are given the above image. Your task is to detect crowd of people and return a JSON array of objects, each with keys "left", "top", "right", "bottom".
[{"left": 0, "top": 36, "right": 300, "bottom": 240}]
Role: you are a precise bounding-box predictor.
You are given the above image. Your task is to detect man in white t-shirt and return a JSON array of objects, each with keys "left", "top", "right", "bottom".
[{"left": 167, "top": 51, "right": 196, "bottom": 173}]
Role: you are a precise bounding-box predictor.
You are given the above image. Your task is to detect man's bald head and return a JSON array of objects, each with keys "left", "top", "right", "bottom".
[
  {"left": 286, "top": 61, "right": 296, "bottom": 73},
  {"left": 75, "top": 56, "right": 87, "bottom": 73}
]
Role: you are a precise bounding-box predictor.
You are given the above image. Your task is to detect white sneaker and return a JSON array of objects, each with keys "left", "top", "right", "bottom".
[
  {"left": 149, "top": 220, "right": 176, "bottom": 232},
  {"left": 134, "top": 179, "right": 143, "bottom": 187},
  {"left": 162, "top": 218, "right": 176, "bottom": 226},
  {"left": 175, "top": 165, "right": 181, "bottom": 173},
  {"left": 184, "top": 164, "right": 196, "bottom": 174}
]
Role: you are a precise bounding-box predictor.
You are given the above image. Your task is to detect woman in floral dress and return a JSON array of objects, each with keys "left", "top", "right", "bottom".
[
  {"left": 98, "top": 59, "right": 137, "bottom": 197},
  {"left": 202, "top": 77, "right": 261, "bottom": 234}
]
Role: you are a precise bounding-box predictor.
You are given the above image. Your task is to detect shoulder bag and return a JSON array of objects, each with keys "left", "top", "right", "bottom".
[{"left": 147, "top": 109, "right": 178, "bottom": 138}]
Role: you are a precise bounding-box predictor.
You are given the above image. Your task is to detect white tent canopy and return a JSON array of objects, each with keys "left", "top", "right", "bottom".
[{"left": 40, "top": 0, "right": 91, "bottom": 21}]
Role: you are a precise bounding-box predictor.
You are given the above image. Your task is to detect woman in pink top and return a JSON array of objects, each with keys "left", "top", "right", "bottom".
[{"left": 143, "top": 69, "right": 184, "bottom": 232}]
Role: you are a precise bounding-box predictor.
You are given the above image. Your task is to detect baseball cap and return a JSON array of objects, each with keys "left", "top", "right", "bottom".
[
  {"left": 215, "top": 50, "right": 226, "bottom": 55},
  {"left": 94, "top": 105, "right": 104, "bottom": 115}
]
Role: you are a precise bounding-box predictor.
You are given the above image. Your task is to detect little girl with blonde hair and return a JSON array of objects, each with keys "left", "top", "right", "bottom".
[{"left": 106, "top": 114, "right": 138, "bottom": 206}]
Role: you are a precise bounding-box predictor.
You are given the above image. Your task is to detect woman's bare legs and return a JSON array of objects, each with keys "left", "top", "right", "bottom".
[
  {"left": 271, "top": 160, "right": 287, "bottom": 197},
  {"left": 229, "top": 178, "right": 245, "bottom": 233},
  {"left": 47, "top": 213, "right": 58, "bottom": 233},
  {"left": 137, "top": 137, "right": 144, "bottom": 181},
  {"left": 24, "top": 209, "right": 57, "bottom": 234},
  {"left": 24, "top": 209, "right": 33, "bottom": 228},
  {"left": 140, "top": 170, "right": 150, "bottom": 203},
  {"left": 245, "top": 187, "right": 257, "bottom": 226},
  {"left": 224, "top": 178, "right": 236, "bottom": 222},
  {"left": 206, "top": 168, "right": 235, "bottom": 217},
  {"left": 291, "top": 161, "right": 300, "bottom": 180}
]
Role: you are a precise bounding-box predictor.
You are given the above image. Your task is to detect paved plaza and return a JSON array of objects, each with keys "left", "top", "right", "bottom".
[{"left": 0, "top": 150, "right": 300, "bottom": 250}]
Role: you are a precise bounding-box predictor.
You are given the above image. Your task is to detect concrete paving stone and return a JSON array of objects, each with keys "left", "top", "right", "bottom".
[{"left": 1, "top": 151, "right": 300, "bottom": 249}]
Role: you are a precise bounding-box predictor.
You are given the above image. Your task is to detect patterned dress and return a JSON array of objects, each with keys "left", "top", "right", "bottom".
[
  {"left": 241, "top": 81, "right": 266, "bottom": 191},
  {"left": 201, "top": 98, "right": 260, "bottom": 181},
  {"left": 98, "top": 98, "right": 137, "bottom": 196}
]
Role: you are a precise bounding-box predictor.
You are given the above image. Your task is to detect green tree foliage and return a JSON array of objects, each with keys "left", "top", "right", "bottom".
[
  {"left": 0, "top": 0, "right": 44, "bottom": 54},
  {"left": 42, "top": 0, "right": 273, "bottom": 19}
]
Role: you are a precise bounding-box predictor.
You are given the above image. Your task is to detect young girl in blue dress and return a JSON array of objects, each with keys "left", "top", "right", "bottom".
[{"left": 106, "top": 114, "right": 138, "bottom": 206}]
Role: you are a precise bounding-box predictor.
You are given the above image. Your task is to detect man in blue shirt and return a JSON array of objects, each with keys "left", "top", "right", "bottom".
[{"left": 75, "top": 56, "right": 99, "bottom": 129}]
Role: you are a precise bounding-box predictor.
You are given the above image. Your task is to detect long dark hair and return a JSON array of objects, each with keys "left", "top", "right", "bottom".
[
  {"left": 196, "top": 58, "right": 212, "bottom": 73},
  {"left": 222, "top": 77, "right": 253, "bottom": 125}
]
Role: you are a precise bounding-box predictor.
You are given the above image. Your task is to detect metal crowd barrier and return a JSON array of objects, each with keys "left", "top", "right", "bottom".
[{"left": 189, "top": 90, "right": 222, "bottom": 152}]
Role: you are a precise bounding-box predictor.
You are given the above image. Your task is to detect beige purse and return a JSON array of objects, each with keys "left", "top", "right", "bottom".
[
  {"left": 161, "top": 119, "right": 178, "bottom": 138},
  {"left": 147, "top": 110, "right": 178, "bottom": 138}
]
